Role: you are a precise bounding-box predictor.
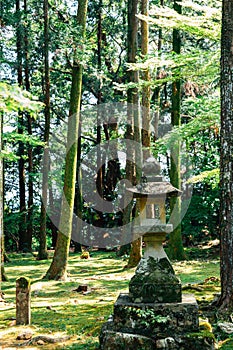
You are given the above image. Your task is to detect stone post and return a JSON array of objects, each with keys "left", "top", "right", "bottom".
[{"left": 16, "top": 276, "right": 31, "bottom": 325}]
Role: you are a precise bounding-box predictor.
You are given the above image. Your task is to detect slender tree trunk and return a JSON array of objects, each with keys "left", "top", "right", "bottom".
[
  {"left": 96, "top": 0, "right": 103, "bottom": 198},
  {"left": 0, "top": 112, "right": 4, "bottom": 289},
  {"left": 49, "top": 186, "right": 57, "bottom": 248},
  {"left": 27, "top": 116, "right": 33, "bottom": 251},
  {"left": 44, "top": 0, "right": 88, "bottom": 280},
  {"left": 73, "top": 127, "right": 82, "bottom": 253},
  {"left": 18, "top": 124, "right": 27, "bottom": 252},
  {"left": 104, "top": 121, "right": 121, "bottom": 200},
  {"left": 96, "top": 0, "right": 104, "bottom": 228},
  {"left": 140, "top": 0, "right": 154, "bottom": 221},
  {"left": 38, "top": 0, "right": 50, "bottom": 260},
  {"left": 16, "top": 0, "right": 27, "bottom": 252},
  {"left": 216, "top": 0, "right": 233, "bottom": 310},
  {"left": 152, "top": 0, "right": 163, "bottom": 142},
  {"left": 168, "top": 0, "right": 186, "bottom": 261},
  {"left": 141, "top": 0, "right": 150, "bottom": 161},
  {"left": 125, "top": 0, "right": 142, "bottom": 269},
  {"left": 0, "top": 113, "right": 7, "bottom": 286},
  {"left": 24, "top": 0, "right": 33, "bottom": 252}
]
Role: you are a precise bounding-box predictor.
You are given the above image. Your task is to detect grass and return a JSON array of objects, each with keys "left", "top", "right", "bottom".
[
  {"left": 0, "top": 247, "right": 226, "bottom": 349},
  {"left": 0, "top": 251, "right": 134, "bottom": 349}
]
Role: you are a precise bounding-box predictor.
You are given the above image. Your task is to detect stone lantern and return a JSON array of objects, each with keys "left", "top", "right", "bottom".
[
  {"left": 99, "top": 158, "right": 215, "bottom": 350},
  {"left": 126, "top": 158, "right": 182, "bottom": 303}
]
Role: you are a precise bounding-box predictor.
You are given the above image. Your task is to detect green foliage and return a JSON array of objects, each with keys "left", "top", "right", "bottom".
[
  {"left": 187, "top": 329, "right": 215, "bottom": 340},
  {"left": 138, "top": 1, "right": 221, "bottom": 40},
  {"left": 0, "top": 82, "right": 43, "bottom": 114},
  {"left": 1, "top": 0, "right": 222, "bottom": 261},
  {"left": 131, "top": 307, "right": 170, "bottom": 328},
  {"left": 219, "top": 339, "right": 233, "bottom": 349},
  {"left": 60, "top": 341, "right": 99, "bottom": 349},
  {"left": 0, "top": 83, "right": 44, "bottom": 161},
  {"left": 3, "top": 131, "right": 44, "bottom": 147},
  {"left": 154, "top": 94, "right": 220, "bottom": 156},
  {"left": 0, "top": 150, "right": 19, "bottom": 162},
  {"left": 4, "top": 207, "right": 53, "bottom": 252},
  {"left": 188, "top": 169, "right": 219, "bottom": 188},
  {"left": 152, "top": 94, "right": 220, "bottom": 244},
  {"left": 182, "top": 188, "right": 219, "bottom": 243},
  {"left": 4, "top": 211, "right": 21, "bottom": 251}
]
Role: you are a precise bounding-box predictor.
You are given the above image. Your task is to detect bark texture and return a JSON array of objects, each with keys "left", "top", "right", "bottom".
[
  {"left": 44, "top": 0, "right": 88, "bottom": 280},
  {"left": 168, "top": 0, "right": 186, "bottom": 261},
  {"left": 141, "top": 0, "right": 151, "bottom": 161},
  {"left": 24, "top": 0, "right": 33, "bottom": 252},
  {"left": 16, "top": 0, "right": 27, "bottom": 251},
  {"left": 96, "top": 0, "right": 103, "bottom": 200},
  {"left": 38, "top": 0, "right": 50, "bottom": 260},
  {"left": 125, "top": 0, "right": 142, "bottom": 268},
  {"left": 218, "top": 0, "right": 233, "bottom": 310},
  {"left": 0, "top": 113, "right": 8, "bottom": 283}
]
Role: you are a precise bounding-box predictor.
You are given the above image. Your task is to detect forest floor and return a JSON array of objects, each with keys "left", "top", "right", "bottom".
[{"left": 0, "top": 241, "right": 232, "bottom": 349}]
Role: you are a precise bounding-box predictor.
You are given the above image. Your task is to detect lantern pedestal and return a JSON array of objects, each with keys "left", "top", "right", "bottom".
[
  {"left": 99, "top": 293, "right": 215, "bottom": 350},
  {"left": 129, "top": 256, "right": 182, "bottom": 304},
  {"left": 129, "top": 227, "right": 182, "bottom": 303}
]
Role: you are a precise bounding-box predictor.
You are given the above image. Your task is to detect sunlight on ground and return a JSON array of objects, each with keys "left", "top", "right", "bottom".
[{"left": 0, "top": 251, "right": 221, "bottom": 349}]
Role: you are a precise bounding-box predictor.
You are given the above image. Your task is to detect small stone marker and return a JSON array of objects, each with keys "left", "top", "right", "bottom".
[{"left": 16, "top": 276, "right": 31, "bottom": 325}]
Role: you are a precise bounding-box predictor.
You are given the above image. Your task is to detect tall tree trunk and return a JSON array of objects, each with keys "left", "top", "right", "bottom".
[
  {"left": 44, "top": 0, "right": 88, "bottom": 280},
  {"left": 104, "top": 121, "right": 121, "bottom": 200},
  {"left": 73, "top": 127, "right": 82, "bottom": 253},
  {"left": 24, "top": 0, "right": 33, "bottom": 252},
  {"left": 140, "top": 0, "right": 153, "bottom": 221},
  {"left": 96, "top": 0, "right": 104, "bottom": 227},
  {"left": 152, "top": 0, "right": 163, "bottom": 142},
  {"left": 49, "top": 186, "right": 57, "bottom": 248},
  {"left": 217, "top": 0, "right": 233, "bottom": 310},
  {"left": 96, "top": 0, "right": 103, "bottom": 197},
  {"left": 141, "top": 0, "right": 150, "bottom": 161},
  {"left": 125, "top": 0, "right": 142, "bottom": 269},
  {"left": 0, "top": 112, "right": 4, "bottom": 289},
  {"left": 38, "top": 0, "right": 50, "bottom": 260},
  {"left": 27, "top": 116, "right": 33, "bottom": 252},
  {"left": 168, "top": 0, "right": 186, "bottom": 261},
  {"left": 0, "top": 113, "right": 7, "bottom": 286},
  {"left": 16, "top": 0, "right": 27, "bottom": 252}
]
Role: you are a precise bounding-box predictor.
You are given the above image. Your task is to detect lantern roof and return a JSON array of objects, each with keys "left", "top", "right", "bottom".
[
  {"left": 126, "top": 157, "right": 182, "bottom": 198},
  {"left": 126, "top": 182, "right": 182, "bottom": 198}
]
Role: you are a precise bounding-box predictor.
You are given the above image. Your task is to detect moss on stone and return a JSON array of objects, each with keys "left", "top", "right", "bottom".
[
  {"left": 16, "top": 276, "right": 31, "bottom": 289},
  {"left": 129, "top": 257, "right": 182, "bottom": 303},
  {"left": 186, "top": 330, "right": 215, "bottom": 341}
]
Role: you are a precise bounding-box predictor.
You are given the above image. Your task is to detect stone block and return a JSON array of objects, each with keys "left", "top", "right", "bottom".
[
  {"left": 113, "top": 293, "right": 199, "bottom": 337},
  {"left": 99, "top": 293, "right": 215, "bottom": 350},
  {"left": 99, "top": 327, "right": 156, "bottom": 350},
  {"left": 129, "top": 257, "right": 182, "bottom": 303},
  {"left": 99, "top": 323, "right": 215, "bottom": 350}
]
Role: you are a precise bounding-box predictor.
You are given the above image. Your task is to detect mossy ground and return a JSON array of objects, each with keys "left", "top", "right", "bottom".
[{"left": 0, "top": 245, "right": 228, "bottom": 349}]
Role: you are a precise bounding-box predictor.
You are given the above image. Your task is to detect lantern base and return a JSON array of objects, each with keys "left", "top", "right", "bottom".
[
  {"left": 129, "top": 256, "right": 182, "bottom": 303},
  {"left": 99, "top": 294, "right": 215, "bottom": 350}
]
